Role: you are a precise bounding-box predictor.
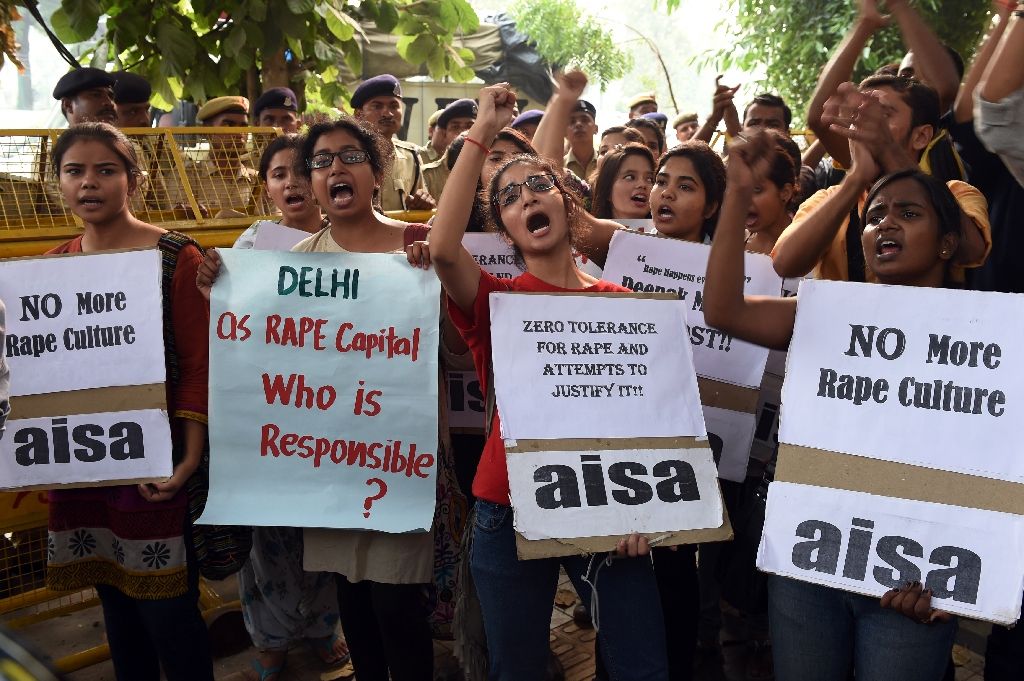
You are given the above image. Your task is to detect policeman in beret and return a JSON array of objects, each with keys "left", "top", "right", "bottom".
[
  {"left": 253, "top": 87, "right": 300, "bottom": 133},
  {"left": 511, "top": 109, "right": 544, "bottom": 140},
  {"left": 627, "top": 92, "right": 658, "bottom": 119},
  {"left": 350, "top": 74, "right": 433, "bottom": 211},
  {"left": 176, "top": 96, "right": 258, "bottom": 216},
  {"left": 53, "top": 67, "right": 116, "bottom": 125},
  {"left": 641, "top": 111, "right": 669, "bottom": 135},
  {"left": 111, "top": 72, "right": 152, "bottom": 128},
  {"left": 420, "top": 109, "right": 446, "bottom": 164},
  {"left": 672, "top": 112, "right": 699, "bottom": 145},
  {"left": 565, "top": 99, "right": 598, "bottom": 180},
  {"left": 422, "top": 98, "right": 479, "bottom": 200}
]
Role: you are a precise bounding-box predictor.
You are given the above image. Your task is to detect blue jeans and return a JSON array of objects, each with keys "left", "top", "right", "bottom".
[
  {"left": 470, "top": 500, "right": 669, "bottom": 681},
  {"left": 768, "top": 575, "right": 956, "bottom": 681}
]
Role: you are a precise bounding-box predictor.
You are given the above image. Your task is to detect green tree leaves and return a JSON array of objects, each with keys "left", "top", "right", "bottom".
[{"left": 509, "top": 0, "right": 631, "bottom": 88}]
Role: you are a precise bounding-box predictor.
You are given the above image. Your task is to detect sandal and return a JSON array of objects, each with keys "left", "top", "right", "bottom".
[
  {"left": 246, "top": 656, "right": 286, "bottom": 681},
  {"left": 307, "top": 633, "right": 351, "bottom": 667}
]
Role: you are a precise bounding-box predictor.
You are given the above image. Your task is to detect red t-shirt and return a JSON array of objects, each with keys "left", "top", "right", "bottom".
[{"left": 447, "top": 269, "right": 629, "bottom": 505}]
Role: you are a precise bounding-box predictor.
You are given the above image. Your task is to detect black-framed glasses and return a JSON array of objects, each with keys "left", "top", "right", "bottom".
[
  {"left": 307, "top": 150, "right": 369, "bottom": 170},
  {"left": 491, "top": 174, "right": 557, "bottom": 207}
]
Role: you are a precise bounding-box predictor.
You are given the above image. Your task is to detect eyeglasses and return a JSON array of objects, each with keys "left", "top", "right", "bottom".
[
  {"left": 307, "top": 150, "right": 369, "bottom": 170},
  {"left": 492, "top": 174, "right": 557, "bottom": 207}
]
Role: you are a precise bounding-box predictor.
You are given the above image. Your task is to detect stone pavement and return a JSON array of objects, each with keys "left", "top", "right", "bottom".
[{"left": 5, "top": 572, "right": 991, "bottom": 680}]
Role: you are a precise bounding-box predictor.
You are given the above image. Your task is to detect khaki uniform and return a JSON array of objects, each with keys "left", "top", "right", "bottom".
[
  {"left": 422, "top": 151, "right": 451, "bottom": 202},
  {"left": 565, "top": 148, "right": 597, "bottom": 182},
  {"left": 419, "top": 144, "right": 441, "bottom": 165},
  {"left": 380, "top": 139, "right": 427, "bottom": 211},
  {"left": 172, "top": 158, "right": 262, "bottom": 216}
]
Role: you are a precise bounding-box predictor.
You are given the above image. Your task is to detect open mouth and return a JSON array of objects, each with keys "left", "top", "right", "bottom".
[
  {"left": 78, "top": 196, "right": 103, "bottom": 207},
  {"left": 655, "top": 204, "right": 675, "bottom": 221},
  {"left": 329, "top": 182, "right": 353, "bottom": 206},
  {"left": 745, "top": 212, "right": 758, "bottom": 228},
  {"left": 630, "top": 191, "right": 648, "bottom": 206},
  {"left": 526, "top": 211, "right": 551, "bottom": 236},
  {"left": 284, "top": 193, "right": 307, "bottom": 207},
  {"left": 876, "top": 238, "right": 903, "bottom": 258}
]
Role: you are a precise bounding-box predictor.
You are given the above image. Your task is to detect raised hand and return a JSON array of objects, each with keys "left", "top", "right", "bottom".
[
  {"left": 554, "top": 69, "right": 589, "bottom": 101},
  {"left": 712, "top": 75, "right": 741, "bottom": 118},
  {"left": 474, "top": 83, "right": 518, "bottom": 139},
  {"left": 727, "top": 131, "right": 776, "bottom": 189},
  {"left": 858, "top": 0, "right": 891, "bottom": 31}
]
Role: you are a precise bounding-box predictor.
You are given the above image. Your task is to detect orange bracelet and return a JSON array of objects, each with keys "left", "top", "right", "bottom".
[{"left": 463, "top": 136, "right": 491, "bottom": 155}]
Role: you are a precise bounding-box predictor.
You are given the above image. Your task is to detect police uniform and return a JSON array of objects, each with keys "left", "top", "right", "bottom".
[
  {"left": 352, "top": 76, "right": 428, "bottom": 211},
  {"left": 420, "top": 99, "right": 477, "bottom": 201},
  {"left": 419, "top": 110, "right": 444, "bottom": 164},
  {"left": 252, "top": 87, "right": 299, "bottom": 131},
  {"left": 564, "top": 100, "right": 598, "bottom": 180}
]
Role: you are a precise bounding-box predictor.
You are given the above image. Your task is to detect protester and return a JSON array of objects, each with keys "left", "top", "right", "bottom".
[
  {"left": 511, "top": 109, "right": 544, "bottom": 140},
  {"left": 975, "top": 2, "right": 1024, "bottom": 186},
  {"left": 742, "top": 93, "right": 791, "bottom": 134},
  {"left": 589, "top": 142, "right": 655, "bottom": 220},
  {"left": 202, "top": 136, "right": 348, "bottom": 681},
  {"left": 252, "top": 87, "right": 300, "bottom": 134},
  {"left": 53, "top": 67, "right": 116, "bottom": 126},
  {"left": 111, "top": 72, "right": 153, "bottom": 128},
  {"left": 596, "top": 125, "right": 647, "bottom": 160},
  {"left": 704, "top": 130, "right": 963, "bottom": 681},
  {"left": 641, "top": 111, "right": 669, "bottom": 135},
  {"left": 625, "top": 117, "right": 667, "bottom": 158},
  {"left": 405, "top": 81, "right": 668, "bottom": 681},
  {"left": 650, "top": 140, "right": 726, "bottom": 242},
  {"left": 44, "top": 122, "right": 213, "bottom": 681},
  {"left": 743, "top": 131, "right": 802, "bottom": 255},
  {"left": 695, "top": 75, "right": 742, "bottom": 146},
  {"left": 350, "top": 74, "right": 434, "bottom": 211}
]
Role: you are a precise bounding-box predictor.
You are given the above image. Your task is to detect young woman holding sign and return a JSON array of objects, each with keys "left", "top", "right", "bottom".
[
  {"left": 405, "top": 82, "right": 669, "bottom": 680},
  {"left": 197, "top": 115, "right": 468, "bottom": 681},
  {"left": 44, "top": 122, "right": 214, "bottom": 681},
  {"left": 704, "top": 130, "right": 960, "bottom": 681}
]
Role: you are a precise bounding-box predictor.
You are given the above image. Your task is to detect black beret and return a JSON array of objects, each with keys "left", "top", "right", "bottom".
[
  {"left": 574, "top": 99, "right": 597, "bottom": 119},
  {"left": 512, "top": 109, "right": 544, "bottom": 129},
  {"left": 642, "top": 112, "right": 668, "bottom": 125},
  {"left": 351, "top": 75, "right": 402, "bottom": 110},
  {"left": 438, "top": 98, "right": 478, "bottom": 128},
  {"left": 53, "top": 67, "right": 115, "bottom": 100},
  {"left": 253, "top": 87, "right": 298, "bottom": 118},
  {"left": 111, "top": 71, "right": 152, "bottom": 105}
]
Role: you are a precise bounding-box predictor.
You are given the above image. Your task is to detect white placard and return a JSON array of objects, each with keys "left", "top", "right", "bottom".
[
  {"left": 251, "top": 221, "right": 310, "bottom": 251},
  {"left": 462, "top": 233, "right": 524, "bottom": 279},
  {"left": 612, "top": 218, "right": 657, "bottom": 233},
  {"left": 781, "top": 280, "right": 1024, "bottom": 483},
  {"left": 757, "top": 482, "right": 1024, "bottom": 625},
  {"left": 0, "top": 250, "right": 165, "bottom": 397},
  {"left": 507, "top": 447, "right": 722, "bottom": 539},
  {"left": 703, "top": 406, "right": 756, "bottom": 482},
  {"left": 447, "top": 369, "right": 486, "bottom": 430},
  {"left": 0, "top": 409, "right": 173, "bottom": 489},
  {"left": 603, "top": 230, "right": 782, "bottom": 388},
  {"left": 489, "top": 293, "right": 705, "bottom": 440}
]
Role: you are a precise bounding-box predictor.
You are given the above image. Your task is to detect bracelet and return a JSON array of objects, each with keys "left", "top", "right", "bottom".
[{"left": 463, "top": 136, "right": 491, "bottom": 155}]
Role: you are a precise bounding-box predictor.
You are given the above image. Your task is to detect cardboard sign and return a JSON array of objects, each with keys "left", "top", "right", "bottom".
[
  {"left": 202, "top": 250, "right": 441, "bottom": 531},
  {"left": 462, "top": 233, "right": 524, "bottom": 280},
  {"left": 0, "top": 251, "right": 173, "bottom": 490},
  {"left": 0, "top": 250, "right": 166, "bottom": 396},
  {"left": 507, "top": 445, "right": 723, "bottom": 539},
  {"left": 764, "top": 280, "right": 1024, "bottom": 624},
  {"left": 447, "top": 369, "right": 485, "bottom": 431},
  {"left": 758, "top": 482, "right": 1024, "bottom": 624},
  {"left": 251, "top": 221, "right": 310, "bottom": 251},
  {"left": 703, "top": 406, "right": 757, "bottom": 483},
  {"left": 603, "top": 229, "right": 782, "bottom": 389},
  {"left": 489, "top": 292, "right": 706, "bottom": 440},
  {"left": 612, "top": 218, "right": 657, "bottom": 233},
  {"left": 781, "top": 280, "right": 1024, "bottom": 483}
]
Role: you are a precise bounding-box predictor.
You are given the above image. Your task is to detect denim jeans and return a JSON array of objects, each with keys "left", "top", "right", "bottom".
[
  {"left": 470, "top": 500, "right": 669, "bottom": 681},
  {"left": 768, "top": 575, "right": 956, "bottom": 681}
]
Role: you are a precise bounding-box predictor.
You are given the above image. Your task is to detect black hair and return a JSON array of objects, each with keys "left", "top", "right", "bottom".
[
  {"left": 258, "top": 134, "right": 303, "bottom": 182},
  {"left": 52, "top": 122, "right": 141, "bottom": 181},
  {"left": 656, "top": 140, "right": 727, "bottom": 239},
  {"left": 600, "top": 126, "right": 645, "bottom": 145},
  {"left": 760, "top": 129, "right": 801, "bottom": 211},
  {"left": 299, "top": 115, "right": 393, "bottom": 184},
  {"left": 858, "top": 74, "right": 940, "bottom": 132},
  {"left": 590, "top": 143, "right": 655, "bottom": 220},
  {"left": 624, "top": 118, "right": 666, "bottom": 156},
  {"left": 862, "top": 169, "right": 962, "bottom": 285},
  {"left": 447, "top": 128, "right": 537, "bottom": 232},
  {"left": 486, "top": 153, "right": 586, "bottom": 268},
  {"left": 743, "top": 93, "right": 792, "bottom": 128}
]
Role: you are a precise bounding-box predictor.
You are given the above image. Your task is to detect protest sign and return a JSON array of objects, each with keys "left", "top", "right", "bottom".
[
  {"left": 758, "top": 482, "right": 1024, "bottom": 624},
  {"left": 703, "top": 407, "right": 757, "bottom": 483},
  {"left": 447, "top": 369, "right": 485, "bottom": 431},
  {"left": 489, "top": 292, "right": 705, "bottom": 440},
  {"left": 612, "top": 218, "right": 657, "bottom": 233},
  {"left": 251, "top": 221, "right": 309, "bottom": 251},
  {"left": 0, "top": 250, "right": 172, "bottom": 490},
  {"left": 507, "top": 443, "right": 723, "bottom": 539},
  {"left": 762, "top": 280, "right": 1024, "bottom": 624},
  {"left": 603, "top": 229, "right": 782, "bottom": 389},
  {"left": 462, "top": 233, "right": 524, "bottom": 280},
  {"left": 781, "top": 280, "right": 1024, "bottom": 483},
  {"left": 201, "top": 250, "right": 441, "bottom": 531}
]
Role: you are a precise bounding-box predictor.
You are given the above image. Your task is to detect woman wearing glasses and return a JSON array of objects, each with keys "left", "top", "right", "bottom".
[
  {"left": 406, "top": 85, "right": 669, "bottom": 680},
  {"left": 198, "top": 116, "right": 467, "bottom": 681}
]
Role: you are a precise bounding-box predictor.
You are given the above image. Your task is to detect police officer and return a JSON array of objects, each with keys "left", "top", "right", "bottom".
[
  {"left": 423, "top": 98, "right": 478, "bottom": 200},
  {"left": 253, "top": 87, "right": 300, "bottom": 133},
  {"left": 641, "top": 111, "right": 668, "bottom": 135},
  {"left": 565, "top": 99, "right": 598, "bottom": 180},
  {"left": 350, "top": 74, "right": 434, "bottom": 211},
  {"left": 53, "top": 67, "right": 116, "bottom": 125},
  {"left": 627, "top": 92, "right": 658, "bottom": 119},
  {"left": 111, "top": 72, "right": 153, "bottom": 128},
  {"left": 511, "top": 109, "right": 544, "bottom": 141},
  {"left": 672, "top": 113, "right": 699, "bottom": 144},
  {"left": 420, "top": 109, "right": 446, "bottom": 164}
]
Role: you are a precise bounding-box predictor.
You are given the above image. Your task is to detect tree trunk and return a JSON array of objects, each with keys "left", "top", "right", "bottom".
[
  {"left": 246, "top": 65, "right": 259, "bottom": 102},
  {"left": 261, "top": 48, "right": 289, "bottom": 89}
]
